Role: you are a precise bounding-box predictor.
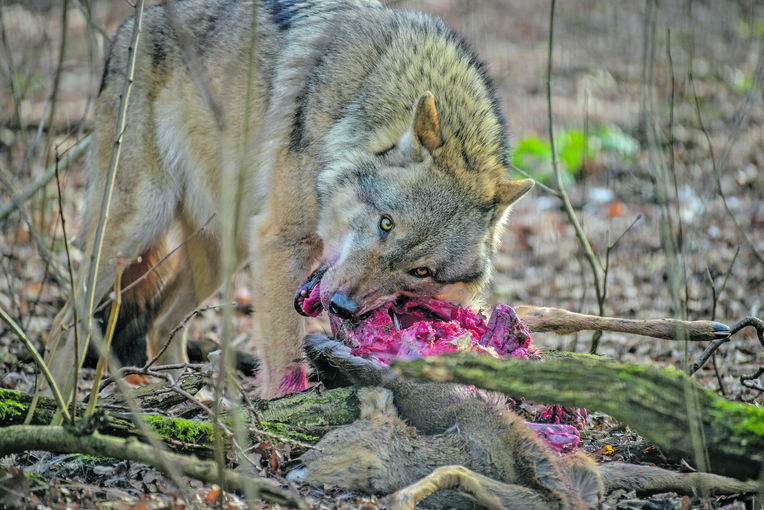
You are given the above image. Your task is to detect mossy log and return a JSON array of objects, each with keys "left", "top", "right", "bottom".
[
  {"left": 0, "top": 385, "right": 360, "bottom": 453},
  {"left": 393, "top": 353, "right": 764, "bottom": 480}
]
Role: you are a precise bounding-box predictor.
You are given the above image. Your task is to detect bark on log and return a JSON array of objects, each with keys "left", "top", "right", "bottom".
[
  {"left": 392, "top": 353, "right": 764, "bottom": 480},
  {"left": 0, "top": 386, "right": 360, "bottom": 452}
]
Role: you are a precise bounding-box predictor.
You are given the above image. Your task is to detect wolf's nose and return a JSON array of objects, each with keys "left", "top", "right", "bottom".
[{"left": 329, "top": 293, "right": 360, "bottom": 320}]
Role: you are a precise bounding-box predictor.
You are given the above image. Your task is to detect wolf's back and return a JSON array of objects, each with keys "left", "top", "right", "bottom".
[{"left": 267, "top": 0, "right": 511, "bottom": 189}]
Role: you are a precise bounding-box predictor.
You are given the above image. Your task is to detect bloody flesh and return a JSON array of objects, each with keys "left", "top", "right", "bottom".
[{"left": 296, "top": 280, "right": 582, "bottom": 452}]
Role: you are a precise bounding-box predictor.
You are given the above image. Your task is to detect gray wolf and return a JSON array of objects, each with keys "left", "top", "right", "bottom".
[{"left": 45, "top": 0, "right": 534, "bottom": 400}]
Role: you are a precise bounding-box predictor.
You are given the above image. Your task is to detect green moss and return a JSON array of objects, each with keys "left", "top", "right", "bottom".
[
  {"left": 617, "top": 363, "right": 652, "bottom": 380},
  {"left": 0, "top": 389, "right": 25, "bottom": 420},
  {"left": 259, "top": 421, "right": 317, "bottom": 443},
  {"left": 710, "top": 400, "right": 764, "bottom": 438},
  {"left": 542, "top": 350, "right": 603, "bottom": 360},
  {"left": 144, "top": 416, "right": 212, "bottom": 444}
]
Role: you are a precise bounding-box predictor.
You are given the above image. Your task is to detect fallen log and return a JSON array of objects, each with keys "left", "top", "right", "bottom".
[
  {"left": 0, "top": 384, "right": 360, "bottom": 452},
  {"left": 393, "top": 353, "right": 764, "bottom": 480}
]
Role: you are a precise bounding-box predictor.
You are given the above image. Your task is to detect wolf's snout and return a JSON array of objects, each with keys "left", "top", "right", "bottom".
[{"left": 329, "top": 293, "right": 360, "bottom": 319}]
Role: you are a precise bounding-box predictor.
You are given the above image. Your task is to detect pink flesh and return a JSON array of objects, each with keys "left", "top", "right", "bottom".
[
  {"left": 524, "top": 423, "right": 580, "bottom": 452},
  {"left": 539, "top": 404, "right": 589, "bottom": 430},
  {"left": 278, "top": 365, "right": 308, "bottom": 395},
  {"left": 301, "top": 283, "right": 324, "bottom": 317},
  {"left": 329, "top": 300, "right": 536, "bottom": 363},
  {"left": 296, "top": 281, "right": 582, "bottom": 452}
]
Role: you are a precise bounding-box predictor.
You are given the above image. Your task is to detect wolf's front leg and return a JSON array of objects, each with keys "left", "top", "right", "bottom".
[{"left": 250, "top": 214, "right": 320, "bottom": 399}]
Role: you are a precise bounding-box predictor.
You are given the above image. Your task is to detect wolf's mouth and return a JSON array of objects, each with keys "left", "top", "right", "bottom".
[
  {"left": 294, "top": 277, "right": 581, "bottom": 453},
  {"left": 294, "top": 269, "right": 534, "bottom": 362},
  {"left": 294, "top": 267, "right": 327, "bottom": 317}
]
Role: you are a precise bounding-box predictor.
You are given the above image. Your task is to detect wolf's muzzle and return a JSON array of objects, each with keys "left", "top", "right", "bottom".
[{"left": 328, "top": 293, "right": 360, "bottom": 320}]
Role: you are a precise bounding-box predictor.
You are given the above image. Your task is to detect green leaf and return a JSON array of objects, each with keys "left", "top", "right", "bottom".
[
  {"left": 512, "top": 136, "right": 553, "bottom": 183},
  {"left": 557, "top": 129, "right": 587, "bottom": 174},
  {"left": 593, "top": 126, "right": 639, "bottom": 159}
]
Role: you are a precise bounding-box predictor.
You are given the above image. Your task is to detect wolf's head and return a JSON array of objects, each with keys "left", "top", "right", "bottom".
[{"left": 299, "top": 92, "right": 533, "bottom": 320}]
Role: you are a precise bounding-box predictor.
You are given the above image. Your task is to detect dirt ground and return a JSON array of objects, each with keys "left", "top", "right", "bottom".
[{"left": 0, "top": 0, "right": 762, "bottom": 508}]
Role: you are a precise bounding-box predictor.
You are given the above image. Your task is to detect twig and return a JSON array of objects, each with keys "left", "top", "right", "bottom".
[
  {"left": 730, "top": 317, "right": 764, "bottom": 347},
  {"left": 641, "top": 0, "right": 688, "bottom": 358},
  {"left": 0, "top": 425, "right": 311, "bottom": 508},
  {"left": 87, "top": 263, "right": 124, "bottom": 416},
  {"left": 44, "top": 0, "right": 69, "bottom": 167},
  {"left": 92, "top": 214, "right": 216, "bottom": 316},
  {"left": 0, "top": 3, "right": 24, "bottom": 147},
  {"left": 54, "top": 148, "right": 81, "bottom": 417},
  {"left": 710, "top": 353, "right": 725, "bottom": 397},
  {"left": 686, "top": 336, "right": 730, "bottom": 377},
  {"left": 509, "top": 164, "right": 560, "bottom": 197},
  {"left": 740, "top": 367, "right": 764, "bottom": 393},
  {"left": 0, "top": 168, "right": 68, "bottom": 287},
  {"left": 664, "top": 25, "right": 690, "bottom": 359},
  {"left": 0, "top": 135, "right": 91, "bottom": 221},
  {"left": 685, "top": 39, "right": 764, "bottom": 258},
  {"left": 143, "top": 303, "right": 227, "bottom": 371},
  {"left": 81, "top": 0, "right": 145, "bottom": 408},
  {"left": 687, "top": 316, "right": 763, "bottom": 375},
  {"left": 690, "top": 72, "right": 764, "bottom": 266},
  {"left": 71, "top": 0, "right": 111, "bottom": 43},
  {"left": 99, "top": 363, "right": 204, "bottom": 392},
  {"left": 546, "top": 0, "right": 605, "bottom": 353},
  {"left": 0, "top": 307, "right": 71, "bottom": 423},
  {"left": 218, "top": 5, "right": 265, "bottom": 500},
  {"left": 593, "top": 215, "right": 642, "bottom": 350},
  {"left": 0, "top": 242, "right": 22, "bottom": 322},
  {"left": 703, "top": 247, "right": 739, "bottom": 395}
]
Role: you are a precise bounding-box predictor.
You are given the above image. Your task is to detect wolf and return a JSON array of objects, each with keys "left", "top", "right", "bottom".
[{"left": 45, "top": 0, "right": 534, "bottom": 401}]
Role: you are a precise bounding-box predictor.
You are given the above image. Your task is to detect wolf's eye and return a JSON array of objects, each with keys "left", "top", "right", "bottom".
[
  {"left": 379, "top": 215, "right": 394, "bottom": 232},
  {"left": 374, "top": 144, "right": 396, "bottom": 157},
  {"left": 409, "top": 267, "right": 432, "bottom": 278}
]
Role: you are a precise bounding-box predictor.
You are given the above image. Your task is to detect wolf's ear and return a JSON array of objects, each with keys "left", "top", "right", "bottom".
[
  {"left": 413, "top": 91, "right": 443, "bottom": 153},
  {"left": 496, "top": 179, "right": 535, "bottom": 207},
  {"left": 399, "top": 91, "right": 443, "bottom": 158}
]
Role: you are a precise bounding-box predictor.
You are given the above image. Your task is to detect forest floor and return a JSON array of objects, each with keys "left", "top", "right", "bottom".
[{"left": 0, "top": 0, "right": 762, "bottom": 508}]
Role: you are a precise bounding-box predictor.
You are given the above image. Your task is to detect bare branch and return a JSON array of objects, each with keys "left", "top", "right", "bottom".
[
  {"left": 0, "top": 135, "right": 91, "bottom": 222},
  {"left": 546, "top": 0, "right": 605, "bottom": 353}
]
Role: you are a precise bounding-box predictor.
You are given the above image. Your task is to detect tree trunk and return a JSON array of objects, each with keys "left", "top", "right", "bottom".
[{"left": 393, "top": 353, "right": 763, "bottom": 480}]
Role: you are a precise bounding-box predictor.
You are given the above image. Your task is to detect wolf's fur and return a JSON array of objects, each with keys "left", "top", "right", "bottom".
[{"left": 45, "top": 0, "right": 533, "bottom": 399}]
